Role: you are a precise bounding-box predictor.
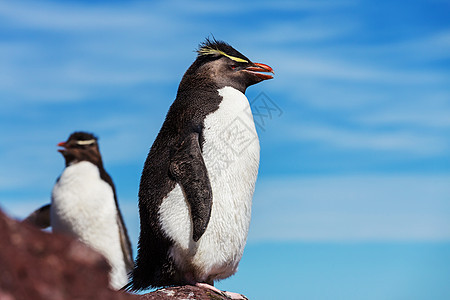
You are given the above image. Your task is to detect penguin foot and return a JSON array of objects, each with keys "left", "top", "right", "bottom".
[{"left": 195, "top": 283, "right": 248, "bottom": 299}]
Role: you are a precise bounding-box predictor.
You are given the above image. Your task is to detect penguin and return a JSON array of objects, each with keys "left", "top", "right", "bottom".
[
  {"left": 128, "top": 38, "right": 274, "bottom": 298},
  {"left": 24, "top": 132, "right": 134, "bottom": 290}
]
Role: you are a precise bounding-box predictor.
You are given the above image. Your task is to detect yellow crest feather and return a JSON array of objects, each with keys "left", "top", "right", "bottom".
[{"left": 198, "top": 47, "right": 248, "bottom": 63}]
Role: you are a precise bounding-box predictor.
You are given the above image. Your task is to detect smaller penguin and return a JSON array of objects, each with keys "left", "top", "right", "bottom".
[{"left": 24, "top": 132, "right": 133, "bottom": 290}]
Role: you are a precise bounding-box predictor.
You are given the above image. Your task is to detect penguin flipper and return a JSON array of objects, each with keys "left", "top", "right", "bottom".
[
  {"left": 23, "top": 204, "right": 51, "bottom": 229},
  {"left": 99, "top": 169, "right": 134, "bottom": 271},
  {"left": 169, "top": 132, "right": 213, "bottom": 242},
  {"left": 116, "top": 213, "right": 134, "bottom": 271}
]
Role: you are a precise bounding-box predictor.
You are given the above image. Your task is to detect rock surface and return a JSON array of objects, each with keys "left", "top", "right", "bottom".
[
  {"left": 140, "top": 285, "right": 232, "bottom": 300},
  {"left": 0, "top": 208, "right": 234, "bottom": 300}
]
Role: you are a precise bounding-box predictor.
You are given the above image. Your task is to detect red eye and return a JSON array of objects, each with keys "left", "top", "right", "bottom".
[{"left": 231, "top": 66, "right": 236, "bottom": 70}]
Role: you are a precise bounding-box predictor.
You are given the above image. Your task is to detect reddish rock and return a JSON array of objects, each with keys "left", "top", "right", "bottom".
[
  {"left": 0, "top": 209, "right": 233, "bottom": 300},
  {"left": 0, "top": 208, "right": 135, "bottom": 300},
  {"left": 140, "top": 285, "right": 232, "bottom": 300}
]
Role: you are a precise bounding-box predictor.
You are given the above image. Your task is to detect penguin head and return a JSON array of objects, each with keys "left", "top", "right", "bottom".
[
  {"left": 57, "top": 131, "right": 102, "bottom": 167},
  {"left": 187, "top": 38, "right": 274, "bottom": 93}
]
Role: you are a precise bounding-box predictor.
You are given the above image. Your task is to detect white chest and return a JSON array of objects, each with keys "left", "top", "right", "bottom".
[
  {"left": 159, "top": 86, "right": 260, "bottom": 281},
  {"left": 51, "top": 161, "right": 127, "bottom": 289},
  {"left": 51, "top": 161, "right": 116, "bottom": 237}
]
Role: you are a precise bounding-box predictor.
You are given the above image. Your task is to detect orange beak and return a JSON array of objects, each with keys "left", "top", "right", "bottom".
[{"left": 245, "top": 63, "right": 274, "bottom": 80}]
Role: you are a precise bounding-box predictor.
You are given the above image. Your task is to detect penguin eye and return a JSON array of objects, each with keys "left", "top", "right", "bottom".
[{"left": 230, "top": 65, "right": 237, "bottom": 70}]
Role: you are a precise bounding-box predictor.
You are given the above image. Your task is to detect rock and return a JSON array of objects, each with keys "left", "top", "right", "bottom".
[
  {"left": 140, "top": 285, "right": 233, "bottom": 300},
  {"left": 0, "top": 207, "right": 135, "bottom": 300},
  {"left": 0, "top": 208, "right": 234, "bottom": 300}
]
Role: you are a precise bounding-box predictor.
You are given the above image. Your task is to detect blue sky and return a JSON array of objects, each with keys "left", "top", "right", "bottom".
[{"left": 1, "top": 0, "right": 450, "bottom": 299}]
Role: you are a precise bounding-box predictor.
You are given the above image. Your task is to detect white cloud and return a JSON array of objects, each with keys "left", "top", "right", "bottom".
[
  {"left": 271, "top": 53, "right": 449, "bottom": 85},
  {"left": 154, "top": 0, "right": 358, "bottom": 15},
  {"left": 235, "top": 18, "right": 357, "bottom": 44},
  {"left": 0, "top": 1, "right": 164, "bottom": 31},
  {"left": 357, "top": 106, "right": 450, "bottom": 129},
  {"left": 0, "top": 0, "right": 353, "bottom": 35},
  {"left": 0, "top": 1, "right": 197, "bottom": 103},
  {"left": 372, "top": 30, "right": 450, "bottom": 61},
  {"left": 249, "top": 175, "right": 450, "bottom": 242},
  {"left": 285, "top": 122, "right": 448, "bottom": 156}
]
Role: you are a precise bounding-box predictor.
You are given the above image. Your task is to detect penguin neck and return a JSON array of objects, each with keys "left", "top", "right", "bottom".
[
  {"left": 172, "top": 75, "right": 223, "bottom": 117},
  {"left": 65, "top": 156, "right": 103, "bottom": 169},
  {"left": 180, "top": 67, "right": 247, "bottom": 94}
]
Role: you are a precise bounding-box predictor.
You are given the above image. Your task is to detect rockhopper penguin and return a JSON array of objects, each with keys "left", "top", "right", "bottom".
[
  {"left": 25, "top": 132, "right": 134, "bottom": 290},
  {"left": 128, "top": 38, "right": 274, "bottom": 298}
]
